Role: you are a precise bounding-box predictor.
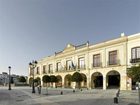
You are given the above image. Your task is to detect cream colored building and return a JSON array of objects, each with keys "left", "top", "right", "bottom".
[{"left": 28, "top": 33, "right": 140, "bottom": 90}]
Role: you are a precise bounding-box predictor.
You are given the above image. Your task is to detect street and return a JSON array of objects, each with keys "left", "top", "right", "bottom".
[{"left": 0, "top": 87, "right": 138, "bottom": 105}]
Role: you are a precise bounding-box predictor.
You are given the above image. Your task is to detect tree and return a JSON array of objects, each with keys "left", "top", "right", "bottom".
[
  {"left": 42, "top": 75, "right": 51, "bottom": 94},
  {"left": 71, "top": 72, "right": 83, "bottom": 89},
  {"left": 34, "top": 77, "right": 41, "bottom": 86},
  {"left": 50, "top": 75, "right": 58, "bottom": 83},
  {"left": 18, "top": 76, "right": 26, "bottom": 83},
  {"left": 127, "top": 65, "right": 140, "bottom": 83},
  {"left": 50, "top": 75, "right": 58, "bottom": 88},
  {"left": 56, "top": 76, "right": 62, "bottom": 87},
  {"left": 42, "top": 75, "right": 51, "bottom": 85},
  {"left": 10, "top": 77, "right": 14, "bottom": 84}
]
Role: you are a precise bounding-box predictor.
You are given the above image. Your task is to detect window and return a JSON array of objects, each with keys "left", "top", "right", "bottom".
[
  {"left": 56, "top": 62, "right": 61, "bottom": 71},
  {"left": 43, "top": 65, "right": 46, "bottom": 73},
  {"left": 78, "top": 57, "right": 85, "bottom": 69},
  {"left": 48, "top": 64, "right": 53, "bottom": 73},
  {"left": 93, "top": 54, "right": 101, "bottom": 67},
  {"left": 66, "top": 60, "right": 72, "bottom": 70},
  {"left": 36, "top": 67, "right": 40, "bottom": 74},
  {"left": 132, "top": 47, "right": 140, "bottom": 59},
  {"left": 131, "top": 47, "right": 140, "bottom": 63},
  {"left": 109, "top": 50, "right": 117, "bottom": 65}
]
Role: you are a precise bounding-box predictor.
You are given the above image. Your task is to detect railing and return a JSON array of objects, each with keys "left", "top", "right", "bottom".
[
  {"left": 48, "top": 70, "right": 53, "bottom": 74},
  {"left": 42, "top": 72, "right": 46, "bottom": 74},
  {"left": 36, "top": 72, "right": 40, "bottom": 75},
  {"left": 92, "top": 62, "right": 102, "bottom": 68},
  {"left": 55, "top": 51, "right": 63, "bottom": 55},
  {"left": 55, "top": 67, "right": 76, "bottom": 73},
  {"left": 130, "top": 58, "right": 140, "bottom": 63},
  {"left": 75, "top": 43, "right": 87, "bottom": 49},
  {"left": 76, "top": 65, "right": 86, "bottom": 70},
  {"left": 107, "top": 59, "right": 120, "bottom": 66},
  {"left": 56, "top": 68, "right": 64, "bottom": 72},
  {"left": 55, "top": 65, "right": 86, "bottom": 73}
]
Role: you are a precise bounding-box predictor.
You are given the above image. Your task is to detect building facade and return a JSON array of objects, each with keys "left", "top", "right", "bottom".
[
  {"left": 0, "top": 72, "right": 9, "bottom": 86},
  {"left": 28, "top": 33, "right": 140, "bottom": 90}
]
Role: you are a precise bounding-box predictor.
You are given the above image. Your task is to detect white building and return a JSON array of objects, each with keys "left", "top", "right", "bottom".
[{"left": 28, "top": 33, "right": 140, "bottom": 90}]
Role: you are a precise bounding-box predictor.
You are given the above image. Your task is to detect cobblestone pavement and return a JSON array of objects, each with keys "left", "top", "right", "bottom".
[{"left": 0, "top": 86, "right": 139, "bottom": 105}]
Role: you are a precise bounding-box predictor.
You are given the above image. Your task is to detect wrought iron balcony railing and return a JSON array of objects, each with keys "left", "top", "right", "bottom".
[
  {"left": 107, "top": 59, "right": 120, "bottom": 66},
  {"left": 76, "top": 64, "right": 86, "bottom": 70},
  {"left": 130, "top": 58, "right": 140, "bottom": 63},
  {"left": 92, "top": 62, "right": 102, "bottom": 68}
]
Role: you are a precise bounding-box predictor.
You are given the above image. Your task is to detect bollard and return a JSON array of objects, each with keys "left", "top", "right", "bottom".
[
  {"left": 114, "top": 97, "right": 118, "bottom": 104},
  {"left": 73, "top": 90, "right": 75, "bottom": 93},
  {"left": 81, "top": 89, "right": 82, "bottom": 91},
  {"left": 60, "top": 91, "right": 63, "bottom": 95},
  {"left": 116, "top": 89, "right": 120, "bottom": 97}
]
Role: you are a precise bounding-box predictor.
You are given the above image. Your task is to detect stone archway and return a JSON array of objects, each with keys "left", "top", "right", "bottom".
[
  {"left": 91, "top": 72, "right": 103, "bottom": 89},
  {"left": 56, "top": 75, "right": 62, "bottom": 87},
  {"left": 106, "top": 70, "right": 120, "bottom": 89},
  {"left": 81, "top": 73, "right": 87, "bottom": 88},
  {"left": 64, "top": 74, "right": 72, "bottom": 88}
]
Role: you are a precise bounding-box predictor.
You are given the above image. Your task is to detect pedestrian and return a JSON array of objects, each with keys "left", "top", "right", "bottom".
[
  {"left": 37, "top": 85, "right": 41, "bottom": 94},
  {"left": 39, "top": 85, "right": 42, "bottom": 94}
]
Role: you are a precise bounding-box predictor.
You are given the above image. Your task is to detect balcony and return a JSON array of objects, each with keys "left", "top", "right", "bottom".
[
  {"left": 107, "top": 60, "right": 120, "bottom": 66},
  {"left": 55, "top": 68, "right": 64, "bottom": 72},
  {"left": 48, "top": 70, "right": 53, "bottom": 74},
  {"left": 92, "top": 62, "right": 102, "bottom": 69},
  {"left": 55, "top": 67, "right": 75, "bottom": 73},
  {"left": 130, "top": 58, "right": 140, "bottom": 63},
  {"left": 76, "top": 65, "right": 86, "bottom": 70},
  {"left": 42, "top": 70, "right": 47, "bottom": 74}
]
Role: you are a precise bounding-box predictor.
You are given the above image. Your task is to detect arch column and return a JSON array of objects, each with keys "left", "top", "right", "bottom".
[
  {"left": 87, "top": 76, "right": 91, "bottom": 89},
  {"left": 62, "top": 76, "right": 65, "bottom": 88},
  {"left": 103, "top": 76, "right": 107, "bottom": 90},
  {"left": 91, "top": 77, "right": 95, "bottom": 88},
  {"left": 41, "top": 76, "right": 43, "bottom": 86},
  {"left": 120, "top": 75, "right": 127, "bottom": 90}
]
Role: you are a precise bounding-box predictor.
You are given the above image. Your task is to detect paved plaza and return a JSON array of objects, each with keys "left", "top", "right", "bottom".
[{"left": 0, "top": 86, "right": 139, "bottom": 105}]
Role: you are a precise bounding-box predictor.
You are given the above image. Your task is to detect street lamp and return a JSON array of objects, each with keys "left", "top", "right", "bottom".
[
  {"left": 8, "top": 66, "right": 11, "bottom": 90},
  {"left": 29, "top": 60, "right": 37, "bottom": 93}
]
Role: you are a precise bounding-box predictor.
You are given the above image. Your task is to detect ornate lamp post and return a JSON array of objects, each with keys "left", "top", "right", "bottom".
[
  {"left": 29, "top": 60, "right": 37, "bottom": 93},
  {"left": 8, "top": 66, "right": 11, "bottom": 90}
]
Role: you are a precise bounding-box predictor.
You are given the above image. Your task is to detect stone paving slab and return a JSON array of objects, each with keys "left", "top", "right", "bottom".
[
  {"left": 0, "top": 86, "right": 139, "bottom": 105},
  {"left": 119, "top": 90, "right": 139, "bottom": 105}
]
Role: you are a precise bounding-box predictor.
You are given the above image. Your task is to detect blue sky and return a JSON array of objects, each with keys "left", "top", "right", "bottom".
[{"left": 0, "top": 0, "right": 140, "bottom": 76}]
